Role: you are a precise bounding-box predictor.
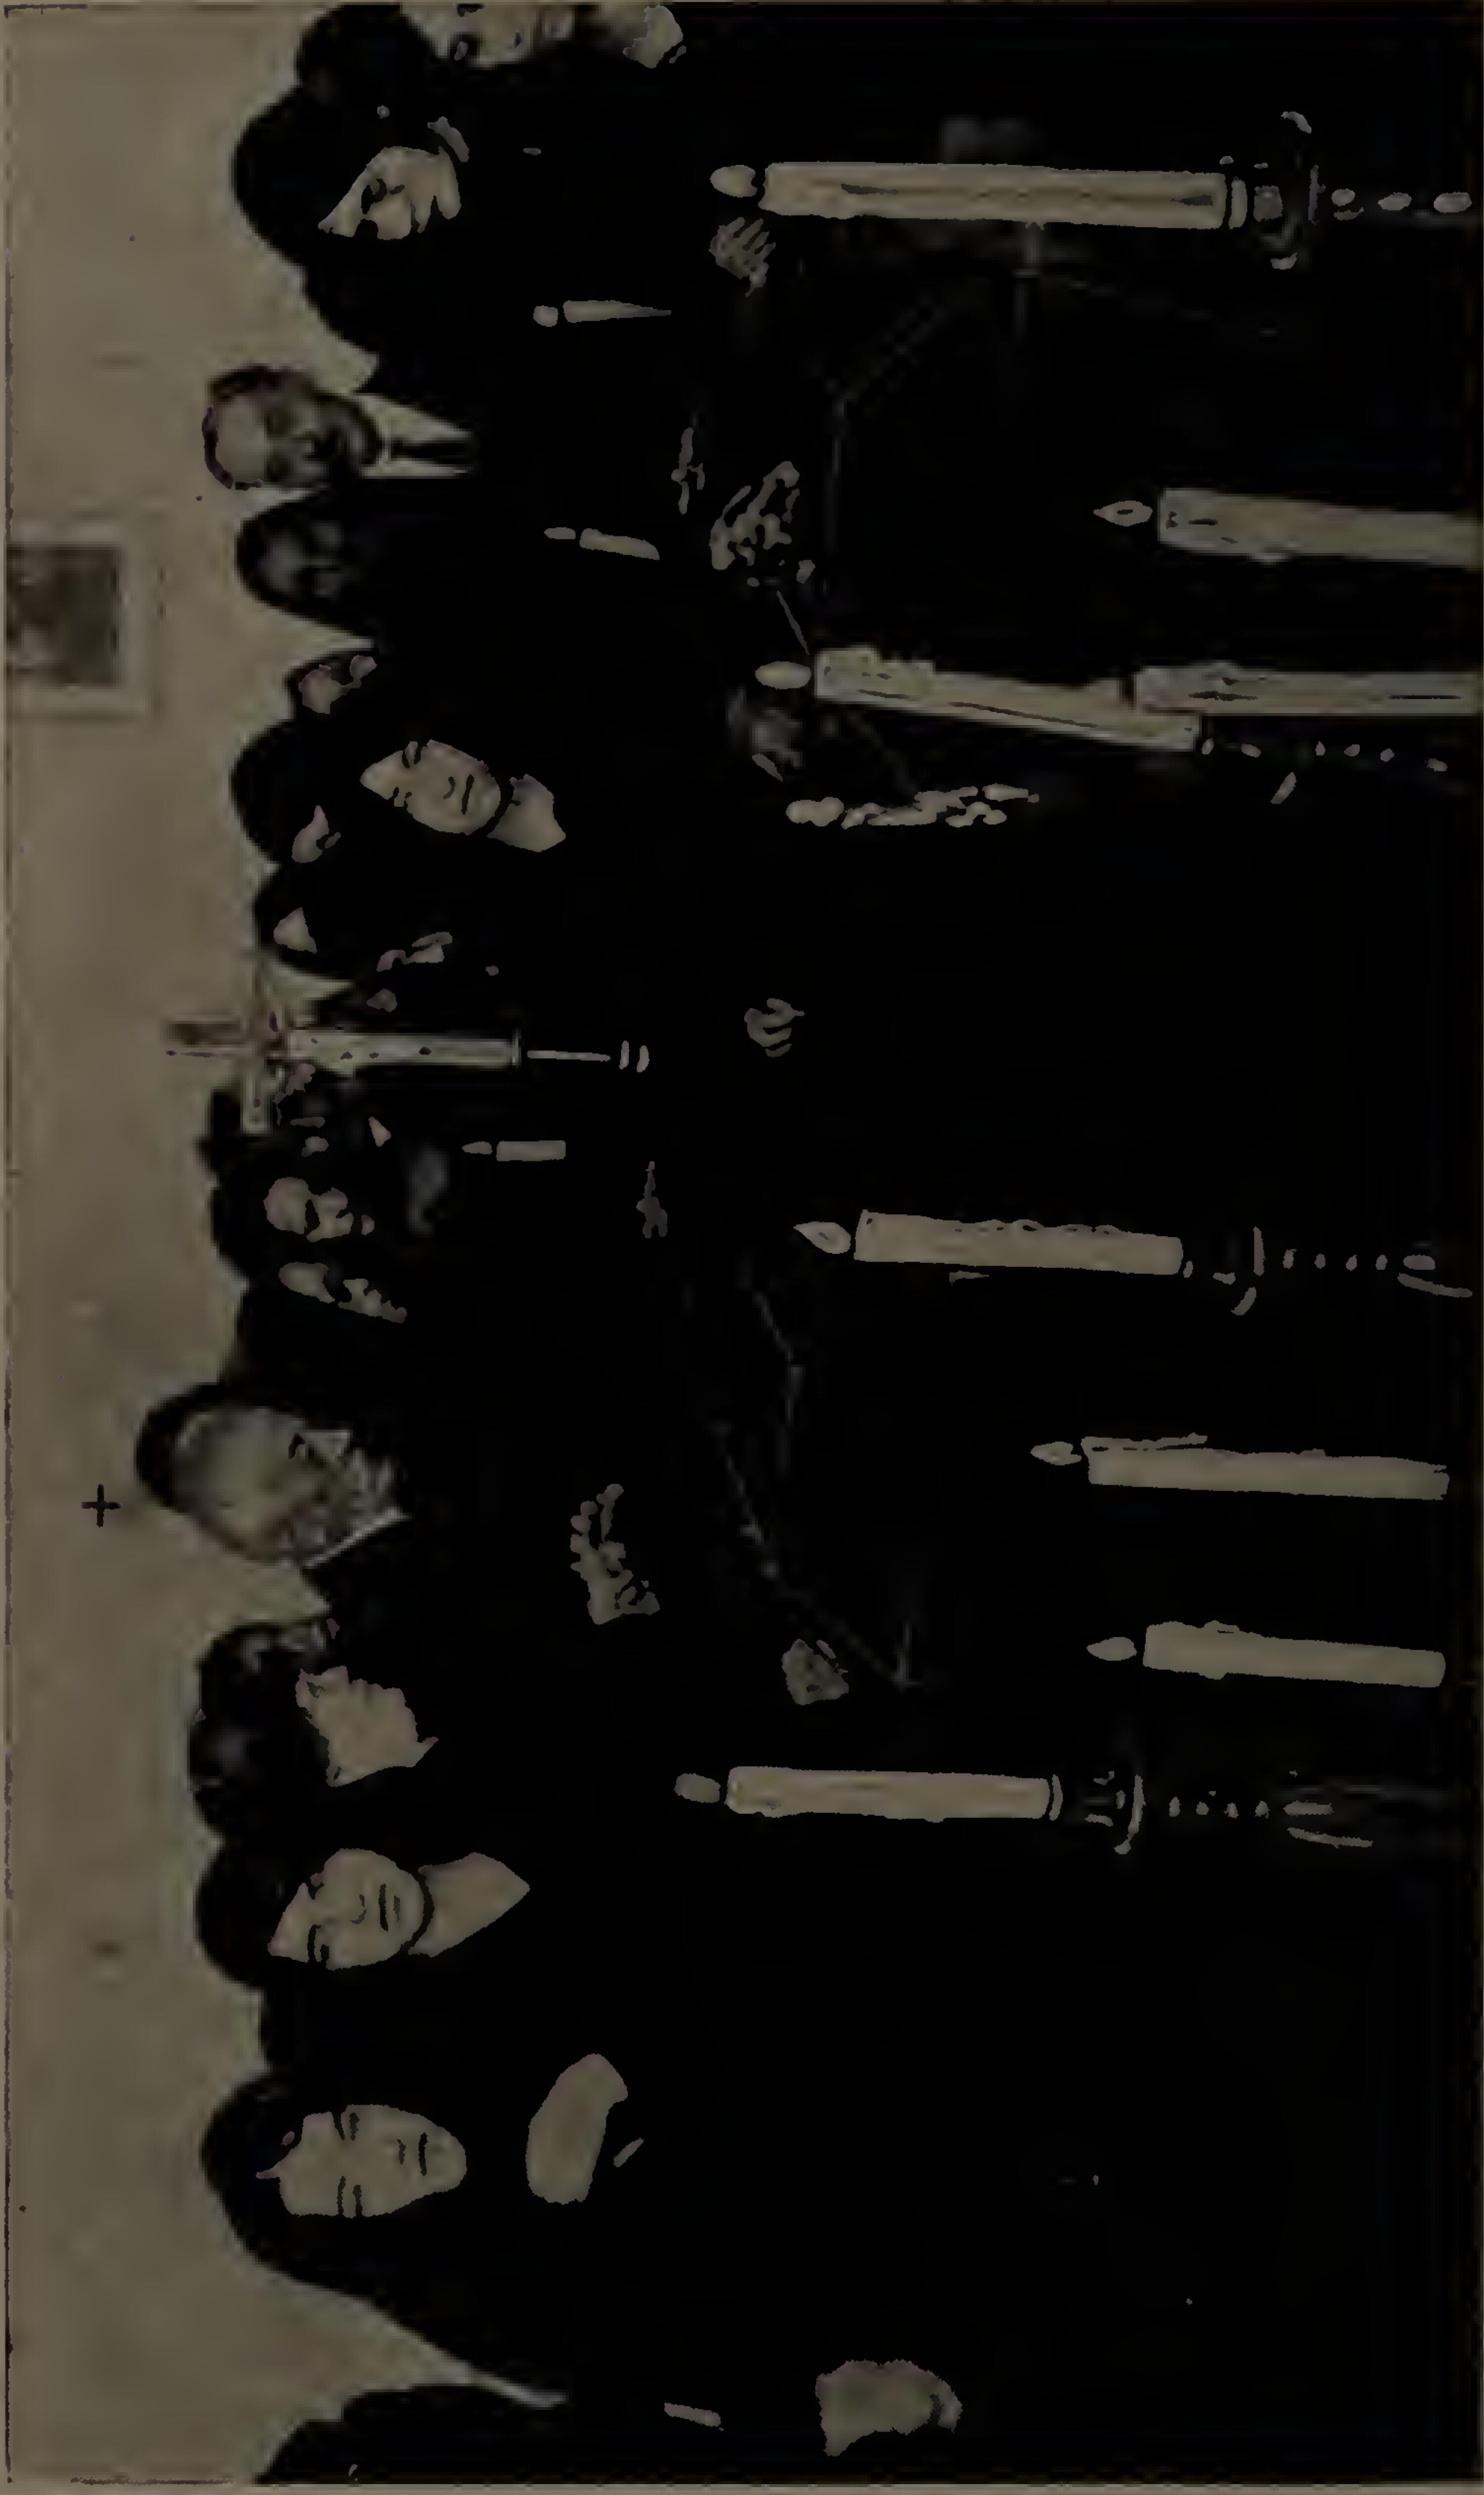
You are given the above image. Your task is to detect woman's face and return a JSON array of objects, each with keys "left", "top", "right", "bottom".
[
  {"left": 270, "top": 1847, "right": 432, "bottom": 1967},
  {"left": 265, "top": 2105, "right": 466, "bottom": 2214},
  {"left": 265, "top": 1178, "right": 361, "bottom": 1242},
  {"left": 361, "top": 739, "right": 505, "bottom": 834},
  {"left": 295, "top": 1664, "right": 436, "bottom": 1786},
  {"left": 320, "top": 145, "right": 462, "bottom": 243}
]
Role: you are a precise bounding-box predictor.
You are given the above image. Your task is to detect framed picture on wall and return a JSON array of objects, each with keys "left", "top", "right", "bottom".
[{"left": 6, "top": 517, "right": 154, "bottom": 716}]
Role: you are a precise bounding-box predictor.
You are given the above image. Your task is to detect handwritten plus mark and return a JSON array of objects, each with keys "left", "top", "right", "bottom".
[{"left": 82, "top": 1485, "right": 120, "bottom": 1527}]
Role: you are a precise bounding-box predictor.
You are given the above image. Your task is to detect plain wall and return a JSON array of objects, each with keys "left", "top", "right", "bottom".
[{"left": 6, "top": 7, "right": 491, "bottom": 2475}]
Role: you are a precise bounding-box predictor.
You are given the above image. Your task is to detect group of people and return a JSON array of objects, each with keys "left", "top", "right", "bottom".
[{"left": 134, "top": 3, "right": 1474, "bottom": 2476}]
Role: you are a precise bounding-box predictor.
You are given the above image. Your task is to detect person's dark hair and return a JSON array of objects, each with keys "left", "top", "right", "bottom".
[
  {"left": 135, "top": 1382, "right": 241, "bottom": 1511},
  {"left": 202, "top": 2067, "right": 364, "bottom": 2286},
  {"left": 310, "top": 659, "right": 531, "bottom": 803},
  {"left": 235, "top": 485, "right": 442, "bottom": 639},
  {"left": 197, "top": 1821, "right": 443, "bottom": 1992},
  {"left": 295, "top": 5, "right": 444, "bottom": 112},
  {"left": 202, "top": 409, "right": 235, "bottom": 492},
  {"left": 189, "top": 1618, "right": 346, "bottom": 1840},
  {"left": 202, "top": 2050, "right": 598, "bottom": 2394},
  {"left": 235, "top": 498, "right": 355, "bottom": 631},
  {"left": 232, "top": 90, "right": 393, "bottom": 273},
  {"left": 256, "top": 2383, "right": 585, "bottom": 2484},
  {"left": 197, "top": 1841, "right": 317, "bottom": 1988},
  {"left": 251, "top": 850, "right": 417, "bottom": 982},
  {"left": 232, "top": 75, "right": 472, "bottom": 368},
  {"left": 232, "top": 719, "right": 330, "bottom": 864}
]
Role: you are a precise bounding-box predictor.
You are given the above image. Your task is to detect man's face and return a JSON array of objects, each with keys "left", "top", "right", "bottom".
[
  {"left": 176, "top": 1405, "right": 399, "bottom": 1565},
  {"left": 264, "top": 2105, "right": 466, "bottom": 2216},
  {"left": 360, "top": 739, "right": 505, "bottom": 834},
  {"left": 294, "top": 1664, "right": 437, "bottom": 1785},
  {"left": 241, "top": 1616, "right": 335, "bottom": 1671},
  {"left": 254, "top": 513, "right": 354, "bottom": 611},
  {"left": 270, "top": 1847, "right": 432, "bottom": 1967},
  {"left": 209, "top": 375, "right": 380, "bottom": 491}
]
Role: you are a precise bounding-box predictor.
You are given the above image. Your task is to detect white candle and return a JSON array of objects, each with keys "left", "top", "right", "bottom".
[
  {"left": 725, "top": 1766, "right": 1053, "bottom": 1821},
  {"left": 1142, "top": 1621, "right": 1445, "bottom": 1689},
  {"left": 1157, "top": 488, "right": 1484, "bottom": 572},
  {"left": 1079, "top": 1440, "right": 1449, "bottom": 1500},
  {"left": 759, "top": 161, "right": 1230, "bottom": 231},
  {"left": 815, "top": 645, "right": 1197, "bottom": 751},
  {"left": 1136, "top": 663, "right": 1482, "bottom": 718},
  {"left": 284, "top": 1028, "right": 523, "bottom": 1073},
  {"left": 853, "top": 1211, "right": 1184, "bottom": 1276}
]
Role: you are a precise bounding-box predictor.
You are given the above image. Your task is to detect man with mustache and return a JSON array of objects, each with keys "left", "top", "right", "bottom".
[{"left": 203, "top": 364, "right": 474, "bottom": 493}]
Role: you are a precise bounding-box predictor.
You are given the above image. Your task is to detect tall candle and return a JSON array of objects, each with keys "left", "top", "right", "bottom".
[
  {"left": 1141, "top": 1621, "right": 1445, "bottom": 1689},
  {"left": 815, "top": 645, "right": 1197, "bottom": 751},
  {"left": 759, "top": 161, "right": 1230, "bottom": 230},
  {"left": 725, "top": 1766, "right": 1053, "bottom": 1821},
  {"left": 283, "top": 1027, "right": 523, "bottom": 1074},
  {"left": 1078, "top": 1441, "right": 1449, "bottom": 1500},
  {"left": 1158, "top": 488, "right": 1484, "bottom": 572},
  {"left": 1135, "top": 662, "right": 1482, "bottom": 718},
  {"left": 853, "top": 1211, "right": 1184, "bottom": 1276}
]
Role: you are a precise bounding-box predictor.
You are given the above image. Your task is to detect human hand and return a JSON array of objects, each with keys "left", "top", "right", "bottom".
[
  {"left": 816, "top": 2361, "right": 961, "bottom": 2459},
  {"left": 744, "top": 996, "right": 803, "bottom": 1057},
  {"left": 710, "top": 213, "right": 774, "bottom": 290}
]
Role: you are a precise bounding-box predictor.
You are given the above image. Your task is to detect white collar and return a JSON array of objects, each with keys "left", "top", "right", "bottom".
[
  {"left": 411, "top": 1855, "right": 532, "bottom": 1956},
  {"left": 354, "top": 387, "right": 471, "bottom": 449},
  {"left": 308, "top": 1502, "right": 408, "bottom": 1570}
]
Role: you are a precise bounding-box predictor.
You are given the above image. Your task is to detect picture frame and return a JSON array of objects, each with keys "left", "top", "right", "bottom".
[{"left": 5, "top": 514, "right": 155, "bottom": 716}]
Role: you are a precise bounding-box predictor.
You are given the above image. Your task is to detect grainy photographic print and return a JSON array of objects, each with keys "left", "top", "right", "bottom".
[
  {"left": 5, "top": 0, "right": 1480, "bottom": 2486},
  {"left": 6, "top": 520, "right": 151, "bottom": 713}
]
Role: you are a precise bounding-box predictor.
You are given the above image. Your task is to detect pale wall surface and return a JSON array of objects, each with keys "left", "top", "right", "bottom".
[{"left": 6, "top": 8, "right": 488, "bottom": 2475}]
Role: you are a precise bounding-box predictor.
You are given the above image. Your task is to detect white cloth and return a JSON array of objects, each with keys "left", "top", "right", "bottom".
[{"left": 354, "top": 387, "right": 474, "bottom": 477}]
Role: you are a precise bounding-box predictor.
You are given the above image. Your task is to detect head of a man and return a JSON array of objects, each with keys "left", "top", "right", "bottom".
[
  {"left": 137, "top": 1387, "right": 400, "bottom": 1565},
  {"left": 205, "top": 367, "right": 382, "bottom": 492},
  {"left": 238, "top": 504, "right": 359, "bottom": 621}
]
